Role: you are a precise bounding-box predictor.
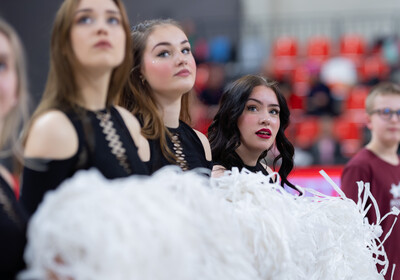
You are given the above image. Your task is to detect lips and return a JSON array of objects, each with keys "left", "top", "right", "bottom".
[
  {"left": 94, "top": 40, "right": 112, "bottom": 48},
  {"left": 256, "top": 128, "right": 272, "bottom": 139},
  {"left": 175, "top": 69, "right": 190, "bottom": 76}
]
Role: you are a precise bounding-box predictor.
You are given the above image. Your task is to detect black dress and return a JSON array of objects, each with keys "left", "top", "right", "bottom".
[
  {"left": 214, "top": 151, "right": 270, "bottom": 175},
  {"left": 146, "top": 120, "right": 212, "bottom": 174},
  {"left": 20, "top": 106, "right": 149, "bottom": 216},
  {"left": 0, "top": 174, "right": 27, "bottom": 280}
]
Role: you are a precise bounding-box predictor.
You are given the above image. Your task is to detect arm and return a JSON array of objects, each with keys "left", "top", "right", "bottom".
[
  {"left": 115, "top": 106, "right": 150, "bottom": 162},
  {"left": 20, "top": 110, "right": 79, "bottom": 216},
  {"left": 193, "top": 129, "right": 212, "bottom": 161}
]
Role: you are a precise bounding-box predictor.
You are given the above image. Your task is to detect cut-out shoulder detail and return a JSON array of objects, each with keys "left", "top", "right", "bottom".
[
  {"left": 211, "top": 164, "right": 227, "bottom": 178},
  {"left": 24, "top": 110, "right": 78, "bottom": 159},
  {"left": 114, "top": 106, "right": 150, "bottom": 162},
  {"left": 193, "top": 129, "right": 212, "bottom": 161}
]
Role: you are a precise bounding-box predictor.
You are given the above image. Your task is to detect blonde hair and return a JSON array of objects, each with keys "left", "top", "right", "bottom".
[
  {"left": 24, "top": 0, "right": 132, "bottom": 143},
  {"left": 0, "top": 18, "right": 29, "bottom": 156},
  {"left": 365, "top": 82, "right": 400, "bottom": 114},
  {"left": 119, "top": 19, "right": 191, "bottom": 162}
]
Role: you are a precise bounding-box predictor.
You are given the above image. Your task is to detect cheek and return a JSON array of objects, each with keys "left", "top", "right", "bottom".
[
  {"left": 187, "top": 56, "right": 196, "bottom": 71},
  {"left": 115, "top": 30, "right": 126, "bottom": 58},
  {"left": 143, "top": 60, "right": 172, "bottom": 83},
  {"left": 0, "top": 72, "right": 18, "bottom": 111},
  {"left": 238, "top": 114, "right": 256, "bottom": 133}
]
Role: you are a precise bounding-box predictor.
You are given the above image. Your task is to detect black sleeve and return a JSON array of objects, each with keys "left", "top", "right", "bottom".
[
  {"left": 20, "top": 158, "right": 77, "bottom": 217},
  {"left": 0, "top": 181, "right": 27, "bottom": 279}
]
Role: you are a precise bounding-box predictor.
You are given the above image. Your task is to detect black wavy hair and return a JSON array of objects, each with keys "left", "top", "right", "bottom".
[{"left": 208, "top": 74, "right": 298, "bottom": 191}]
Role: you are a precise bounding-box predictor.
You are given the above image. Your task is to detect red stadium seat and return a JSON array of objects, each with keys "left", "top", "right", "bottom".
[
  {"left": 340, "top": 34, "right": 366, "bottom": 57},
  {"left": 359, "top": 55, "right": 389, "bottom": 82},
  {"left": 346, "top": 86, "right": 369, "bottom": 110},
  {"left": 307, "top": 36, "right": 331, "bottom": 62},
  {"left": 294, "top": 118, "right": 319, "bottom": 149},
  {"left": 273, "top": 36, "right": 298, "bottom": 57},
  {"left": 333, "top": 118, "right": 362, "bottom": 157}
]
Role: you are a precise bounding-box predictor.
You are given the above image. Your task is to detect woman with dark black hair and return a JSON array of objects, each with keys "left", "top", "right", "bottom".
[{"left": 208, "top": 74, "right": 298, "bottom": 191}]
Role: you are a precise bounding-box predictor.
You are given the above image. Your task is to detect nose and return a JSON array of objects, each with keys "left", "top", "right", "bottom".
[
  {"left": 176, "top": 52, "right": 188, "bottom": 66},
  {"left": 390, "top": 112, "right": 400, "bottom": 121},
  {"left": 96, "top": 19, "right": 109, "bottom": 35},
  {"left": 259, "top": 115, "right": 270, "bottom": 125}
]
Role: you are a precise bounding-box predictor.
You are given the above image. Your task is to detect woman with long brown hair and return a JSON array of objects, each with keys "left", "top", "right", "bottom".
[
  {"left": 120, "top": 19, "right": 212, "bottom": 174},
  {"left": 20, "top": 0, "right": 150, "bottom": 216}
]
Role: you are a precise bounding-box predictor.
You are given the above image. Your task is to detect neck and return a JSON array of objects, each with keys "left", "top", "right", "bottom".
[
  {"left": 75, "top": 69, "right": 112, "bottom": 111},
  {"left": 153, "top": 92, "right": 182, "bottom": 128},
  {"left": 235, "top": 146, "right": 260, "bottom": 167},
  {"left": 366, "top": 138, "right": 399, "bottom": 164}
]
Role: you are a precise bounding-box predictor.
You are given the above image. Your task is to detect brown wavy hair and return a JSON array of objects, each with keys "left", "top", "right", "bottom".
[{"left": 119, "top": 19, "right": 191, "bottom": 163}]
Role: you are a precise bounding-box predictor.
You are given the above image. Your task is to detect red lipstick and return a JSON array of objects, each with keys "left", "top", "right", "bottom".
[{"left": 256, "top": 128, "right": 272, "bottom": 139}]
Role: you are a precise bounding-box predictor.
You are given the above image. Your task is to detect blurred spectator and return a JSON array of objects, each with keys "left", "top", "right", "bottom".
[
  {"left": 309, "top": 116, "right": 347, "bottom": 165},
  {"left": 198, "top": 63, "right": 226, "bottom": 106},
  {"left": 305, "top": 74, "right": 337, "bottom": 116}
]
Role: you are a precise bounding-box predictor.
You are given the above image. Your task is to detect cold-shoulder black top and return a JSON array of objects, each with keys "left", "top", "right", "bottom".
[{"left": 20, "top": 106, "right": 149, "bottom": 216}]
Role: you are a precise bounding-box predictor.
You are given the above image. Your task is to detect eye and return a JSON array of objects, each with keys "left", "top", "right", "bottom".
[
  {"left": 182, "top": 47, "right": 191, "bottom": 54},
  {"left": 107, "top": 16, "right": 120, "bottom": 25},
  {"left": 246, "top": 105, "right": 257, "bottom": 112},
  {"left": 382, "top": 108, "right": 392, "bottom": 116},
  {"left": 157, "top": 50, "right": 170, "bottom": 58},
  {"left": 0, "top": 61, "right": 7, "bottom": 72},
  {"left": 77, "top": 15, "right": 93, "bottom": 24},
  {"left": 270, "top": 108, "right": 280, "bottom": 115}
]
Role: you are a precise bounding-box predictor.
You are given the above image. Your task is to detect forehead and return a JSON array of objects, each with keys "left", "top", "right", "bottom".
[
  {"left": 75, "top": 0, "right": 119, "bottom": 11},
  {"left": 248, "top": 85, "right": 278, "bottom": 104},
  {"left": 145, "top": 25, "right": 187, "bottom": 48},
  {"left": 373, "top": 94, "right": 400, "bottom": 109},
  {"left": 0, "top": 32, "right": 12, "bottom": 55}
]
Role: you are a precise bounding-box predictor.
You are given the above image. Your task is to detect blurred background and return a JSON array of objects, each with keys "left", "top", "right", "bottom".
[{"left": 2, "top": 0, "right": 400, "bottom": 193}]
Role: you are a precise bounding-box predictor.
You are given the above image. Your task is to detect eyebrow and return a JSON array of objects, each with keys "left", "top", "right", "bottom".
[
  {"left": 247, "top": 98, "right": 280, "bottom": 107},
  {"left": 74, "top": 8, "right": 121, "bottom": 16},
  {"left": 151, "top": 40, "right": 189, "bottom": 51}
]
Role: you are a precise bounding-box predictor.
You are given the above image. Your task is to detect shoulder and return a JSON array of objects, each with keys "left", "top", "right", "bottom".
[
  {"left": 114, "top": 106, "right": 141, "bottom": 131},
  {"left": 114, "top": 106, "right": 150, "bottom": 162},
  {"left": 24, "top": 110, "right": 78, "bottom": 159},
  {"left": 343, "top": 149, "right": 372, "bottom": 170},
  {"left": 193, "top": 129, "right": 212, "bottom": 161},
  {"left": 211, "top": 164, "right": 227, "bottom": 178}
]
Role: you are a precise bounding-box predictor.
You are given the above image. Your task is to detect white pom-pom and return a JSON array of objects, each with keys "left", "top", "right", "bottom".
[{"left": 20, "top": 167, "right": 259, "bottom": 280}]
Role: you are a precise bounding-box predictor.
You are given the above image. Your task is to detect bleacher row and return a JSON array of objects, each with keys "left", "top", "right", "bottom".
[{"left": 267, "top": 34, "right": 397, "bottom": 159}]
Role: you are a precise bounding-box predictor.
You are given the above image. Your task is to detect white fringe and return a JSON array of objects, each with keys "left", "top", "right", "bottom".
[{"left": 19, "top": 167, "right": 399, "bottom": 280}]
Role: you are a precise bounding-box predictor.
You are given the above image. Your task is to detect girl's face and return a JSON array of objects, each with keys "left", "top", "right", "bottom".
[
  {"left": 0, "top": 32, "right": 17, "bottom": 119},
  {"left": 141, "top": 24, "right": 196, "bottom": 100},
  {"left": 70, "top": 0, "right": 125, "bottom": 72},
  {"left": 236, "top": 85, "right": 281, "bottom": 158}
]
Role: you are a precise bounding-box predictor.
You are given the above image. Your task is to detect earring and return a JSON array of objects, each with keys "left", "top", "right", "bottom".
[{"left": 139, "top": 75, "right": 145, "bottom": 85}]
